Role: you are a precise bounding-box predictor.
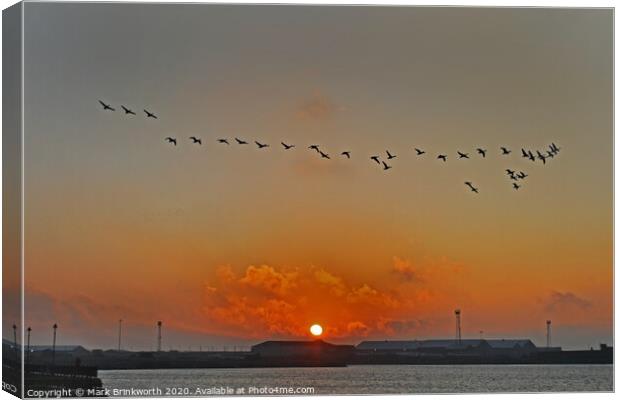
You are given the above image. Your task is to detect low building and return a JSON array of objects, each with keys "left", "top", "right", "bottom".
[{"left": 251, "top": 340, "right": 354, "bottom": 359}]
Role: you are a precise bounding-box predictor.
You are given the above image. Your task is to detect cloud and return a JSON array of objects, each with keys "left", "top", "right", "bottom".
[
  {"left": 391, "top": 256, "right": 421, "bottom": 282},
  {"left": 294, "top": 91, "right": 338, "bottom": 122},
  {"left": 544, "top": 291, "right": 592, "bottom": 312}
]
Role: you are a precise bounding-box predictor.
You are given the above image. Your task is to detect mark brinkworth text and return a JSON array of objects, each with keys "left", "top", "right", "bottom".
[{"left": 26, "top": 386, "right": 316, "bottom": 398}]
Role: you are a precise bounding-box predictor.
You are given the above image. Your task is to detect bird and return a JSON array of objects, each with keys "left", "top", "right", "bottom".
[
  {"left": 235, "top": 138, "right": 248, "bottom": 145},
  {"left": 308, "top": 145, "right": 320, "bottom": 153},
  {"left": 414, "top": 148, "right": 426, "bottom": 156},
  {"left": 464, "top": 181, "right": 479, "bottom": 193},
  {"left": 370, "top": 156, "right": 381, "bottom": 164},
  {"left": 513, "top": 183, "right": 521, "bottom": 190},
  {"left": 189, "top": 136, "right": 202, "bottom": 145},
  {"left": 506, "top": 169, "right": 515, "bottom": 176},
  {"left": 121, "top": 105, "right": 136, "bottom": 115},
  {"left": 382, "top": 161, "right": 392, "bottom": 171},
  {"left": 551, "top": 142, "right": 561, "bottom": 154},
  {"left": 386, "top": 150, "right": 396, "bottom": 160},
  {"left": 319, "top": 151, "right": 330, "bottom": 159},
  {"left": 536, "top": 151, "right": 547, "bottom": 164},
  {"left": 521, "top": 148, "right": 529, "bottom": 158},
  {"left": 165, "top": 137, "right": 177, "bottom": 146},
  {"left": 255, "top": 141, "right": 269, "bottom": 149},
  {"left": 517, "top": 171, "right": 528, "bottom": 179},
  {"left": 218, "top": 139, "right": 230, "bottom": 145},
  {"left": 281, "top": 142, "right": 295, "bottom": 150},
  {"left": 546, "top": 150, "right": 555, "bottom": 158},
  {"left": 341, "top": 151, "right": 351, "bottom": 159},
  {"left": 98, "top": 100, "right": 115, "bottom": 111},
  {"left": 476, "top": 148, "right": 487, "bottom": 158},
  {"left": 501, "top": 147, "right": 511, "bottom": 155},
  {"left": 510, "top": 175, "right": 519, "bottom": 181},
  {"left": 457, "top": 151, "right": 469, "bottom": 159},
  {"left": 437, "top": 154, "right": 448, "bottom": 162},
  {"left": 528, "top": 151, "right": 536, "bottom": 162},
  {"left": 144, "top": 109, "right": 157, "bottom": 119}
]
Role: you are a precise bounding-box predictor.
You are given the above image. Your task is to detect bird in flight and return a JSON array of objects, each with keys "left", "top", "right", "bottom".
[
  {"left": 510, "top": 174, "right": 519, "bottom": 181},
  {"left": 165, "top": 137, "right": 177, "bottom": 146},
  {"left": 513, "top": 183, "right": 521, "bottom": 190},
  {"left": 309, "top": 145, "right": 320, "bottom": 153},
  {"left": 190, "top": 137, "right": 202, "bottom": 145},
  {"left": 382, "top": 161, "right": 392, "bottom": 171},
  {"left": 550, "top": 142, "right": 561, "bottom": 154},
  {"left": 501, "top": 147, "right": 511, "bottom": 155},
  {"left": 386, "top": 150, "right": 397, "bottom": 160},
  {"left": 255, "top": 141, "right": 269, "bottom": 149},
  {"left": 371, "top": 155, "right": 381, "bottom": 164},
  {"left": 218, "top": 139, "right": 230, "bottom": 145},
  {"left": 319, "top": 150, "right": 330, "bottom": 159},
  {"left": 464, "top": 182, "right": 479, "bottom": 193},
  {"left": 536, "top": 151, "right": 547, "bottom": 164},
  {"left": 281, "top": 142, "right": 295, "bottom": 150},
  {"left": 457, "top": 151, "right": 469, "bottom": 159},
  {"left": 98, "top": 100, "right": 115, "bottom": 111},
  {"left": 517, "top": 171, "right": 528, "bottom": 179},
  {"left": 235, "top": 138, "right": 248, "bottom": 145},
  {"left": 521, "top": 148, "right": 529, "bottom": 158},
  {"left": 121, "top": 105, "right": 136, "bottom": 115},
  {"left": 144, "top": 109, "right": 157, "bottom": 119},
  {"left": 414, "top": 148, "right": 426, "bottom": 156},
  {"left": 527, "top": 151, "right": 536, "bottom": 162},
  {"left": 341, "top": 151, "right": 351, "bottom": 159},
  {"left": 476, "top": 148, "right": 487, "bottom": 158},
  {"left": 506, "top": 169, "right": 515, "bottom": 176},
  {"left": 437, "top": 154, "right": 448, "bottom": 162},
  {"left": 546, "top": 150, "right": 555, "bottom": 158}
]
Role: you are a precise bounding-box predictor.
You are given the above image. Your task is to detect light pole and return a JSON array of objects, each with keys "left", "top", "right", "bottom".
[
  {"left": 118, "top": 319, "right": 123, "bottom": 351},
  {"left": 52, "top": 323, "right": 58, "bottom": 370},
  {"left": 12, "top": 324, "right": 18, "bottom": 361},
  {"left": 26, "top": 327, "right": 32, "bottom": 367}
]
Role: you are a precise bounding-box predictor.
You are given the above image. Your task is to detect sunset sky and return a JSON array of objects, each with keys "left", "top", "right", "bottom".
[{"left": 9, "top": 4, "right": 612, "bottom": 350}]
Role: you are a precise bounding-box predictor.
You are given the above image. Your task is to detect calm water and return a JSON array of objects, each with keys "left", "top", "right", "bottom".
[{"left": 99, "top": 364, "right": 613, "bottom": 395}]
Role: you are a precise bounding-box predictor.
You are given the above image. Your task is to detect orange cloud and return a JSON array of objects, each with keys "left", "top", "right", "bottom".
[{"left": 294, "top": 91, "right": 338, "bottom": 122}]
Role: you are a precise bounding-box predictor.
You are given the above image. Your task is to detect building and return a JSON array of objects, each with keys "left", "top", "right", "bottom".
[
  {"left": 251, "top": 340, "right": 354, "bottom": 359},
  {"left": 356, "top": 339, "right": 490, "bottom": 354}
]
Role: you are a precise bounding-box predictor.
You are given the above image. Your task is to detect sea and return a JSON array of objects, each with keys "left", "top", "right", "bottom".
[{"left": 99, "top": 364, "right": 613, "bottom": 395}]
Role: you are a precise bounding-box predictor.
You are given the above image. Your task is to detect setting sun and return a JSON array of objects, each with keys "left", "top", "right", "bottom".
[{"left": 310, "top": 324, "right": 323, "bottom": 336}]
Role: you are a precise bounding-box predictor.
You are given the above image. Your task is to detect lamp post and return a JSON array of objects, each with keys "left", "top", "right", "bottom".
[
  {"left": 12, "top": 324, "right": 18, "bottom": 361},
  {"left": 118, "top": 319, "right": 123, "bottom": 351},
  {"left": 26, "top": 327, "right": 32, "bottom": 367},
  {"left": 51, "top": 323, "right": 58, "bottom": 370}
]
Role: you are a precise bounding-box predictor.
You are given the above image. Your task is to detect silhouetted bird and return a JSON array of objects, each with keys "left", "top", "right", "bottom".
[
  {"left": 551, "top": 142, "right": 561, "bottom": 154},
  {"left": 386, "top": 150, "right": 396, "bottom": 160},
  {"left": 510, "top": 175, "right": 518, "bottom": 181},
  {"left": 465, "top": 181, "right": 479, "bottom": 193},
  {"left": 521, "top": 148, "right": 529, "bottom": 158},
  {"left": 415, "top": 148, "right": 426, "bottom": 156},
  {"left": 144, "top": 109, "right": 157, "bottom": 119},
  {"left": 371, "top": 156, "right": 381, "bottom": 164},
  {"left": 121, "top": 105, "right": 136, "bottom": 115},
  {"left": 255, "top": 141, "right": 269, "bottom": 149},
  {"left": 546, "top": 151, "right": 555, "bottom": 158},
  {"left": 513, "top": 183, "right": 521, "bottom": 190},
  {"left": 309, "top": 145, "right": 320, "bottom": 153},
  {"left": 235, "top": 138, "right": 248, "bottom": 145},
  {"left": 457, "top": 151, "right": 469, "bottom": 159},
  {"left": 165, "top": 137, "right": 177, "bottom": 146},
  {"left": 189, "top": 137, "right": 202, "bottom": 145},
  {"left": 477, "top": 148, "right": 487, "bottom": 158},
  {"left": 501, "top": 147, "right": 511, "bottom": 155},
  {"left": 281, "top": 142, "right": 295, "bottom": 150},
  {"left": 437, "top": 154, "right": 447, "bottom": 162},
  {"left": 98, "top": 100, "right": 115, "bottom": 111},
  {"left": 528, "top": 151, "right": 536, "bottom": 162},
  {"left": 218, "top": 139, "right": 230, "bottom": 145},
  {"left": 341, "top": 151, "right": 351, "bottom": 158},
  {"left": 319, "top": 151, "right": 330, "bottom": 159},
  {"left": 517, "top": 171, "right": 528, "bottom": 179},
  {"left": 506, "top": 169, "right": 515, "bottom": 176},
  {"left": 536, "top": 151, "right": 547, "bottom": 164},
  {"left": 382, "top": 161, "right": 392, "bottom": 171}
]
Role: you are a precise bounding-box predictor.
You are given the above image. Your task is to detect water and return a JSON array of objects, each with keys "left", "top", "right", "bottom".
[{"left": 99, "top": 364, "right": 613, "bottom": 395}]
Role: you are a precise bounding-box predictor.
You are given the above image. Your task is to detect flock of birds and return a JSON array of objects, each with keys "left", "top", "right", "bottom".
[{"left": 98, "top": 100, "right": 563, "bottom": 194}]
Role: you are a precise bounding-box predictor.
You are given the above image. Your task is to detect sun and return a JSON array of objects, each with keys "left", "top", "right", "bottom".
[{"left": 309, "top": 324, "right": 323, "bottom": 336}]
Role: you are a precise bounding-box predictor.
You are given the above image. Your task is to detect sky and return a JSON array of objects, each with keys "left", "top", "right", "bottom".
[{"left": 7, "top": 4, "right": 612, "bottom": 350}]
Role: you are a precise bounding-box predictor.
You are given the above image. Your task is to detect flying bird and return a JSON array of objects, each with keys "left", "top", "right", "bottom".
[
  {"left": 457, "top": 151, "right": 469, "bottom": 159},
  {"left": 309, "top": 145, "right": 320, "bottom": 153},
  {"left": 218, "top": 139, "right": 230, "bottom": 145},
  {"left": 98, "top": 100, "right": 115, "bottom": 111},
  {"left": 235, "top": 138, "right": 248, "bottom": 145},
  {"left": 437, "top": 154, "right": 448, "bottom": 162},
  {"left": 189, "top": 137, "right": 202, "bottom": 145},
  {"left": 536, "top": 151, "right": 547, "bottom": 164},
  {"left": 476, "top": 148, "right": 487, "bottom": 158},
  {"left": 528, "top": 151, "right": 536, "bottom": 162},
  {"left": 319, "top": 151, "right": 330, "bottom": 159},
  {"left": 517, "top": 171, "right": 528, "bottom": 179},
  {"left": 121, "top": 105, "right": 136, "bottom": 115},
  {"left": 506, "top": 169, "right": 515, "bottom": 176},
  {"left": 341, "top": 151, "right": 351, "bottom": 159},
  {"left": 255, "top": 141, "right": 269, "bottom": 149},
  {"left": 521, "top": 148, "right": 529, "bottom": 158},
  {"left": 281, "top": 142, "right": 295, "bottom": 150},
  {"left": 414, "top": 148, "right": 426, "bottom": 156},
  {"left": 370, "top": 156, "right": 381, "bottom": 164},
  {"left": 513, "top": 183, "right": 521, "bottom": 190},
  {"left": 165, "top": 137, "right": 177, "bottom": 146},
  {"left": 144, "top": 109, "right": 157, "bottom": 119},
  {"left": 382, "top": 161, "right": 392, "bottom": 171},
  {"left": 464, "top": 181, "right": 479, "bottom": 193},
  {"left": 510, "top": 175, "right": 519, "bottom": 181},
  {"left": 550, "top": 142, "right": 561, "bottom": 154},
  {"left": 546, "top": 151, "right": 555, "bottom": 158},
  {"left": 386, "top": 150, "right": 397, "bottom": 160},
  {"left": 501, "top": 147, "right": 511, "bottom": 155}
]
